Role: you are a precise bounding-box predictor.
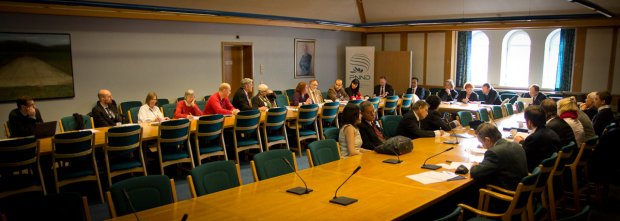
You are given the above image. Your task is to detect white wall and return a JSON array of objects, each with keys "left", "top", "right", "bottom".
[
  {"left": 407, "top": 33, "right": 425, "bottom": 84},
  {"left": 582, "top": 28, "right": 613, "bottom": 93},
  {"left": 0, "top": 13, "right": 360, "bottom": 138}
]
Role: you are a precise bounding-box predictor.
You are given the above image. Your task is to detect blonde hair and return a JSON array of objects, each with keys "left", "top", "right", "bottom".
[
  {"left": 445, "top": 79, "right": 455, "bottom": 89},
  {"left": 557, "top": 98, "right": 578, "bottom": 115},
  {"left": 257, "top": 84, "right": 269, "bottom": 92},
  {"left": 145, "top": 92, "right": 157, "bottom": 104},
  {"left": 219, "top": 83, "right": 231, "bottom": 91},
  {"left": 184, "top": 89, "right": 195, "bottom": 99}
]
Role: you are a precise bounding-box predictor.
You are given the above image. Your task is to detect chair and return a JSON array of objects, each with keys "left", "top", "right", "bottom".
[
  {"left": 491, "top": 105, "right": 504, "bottom": 120},
  {"left": 195, "top": 100, "right": 206, "bottom": 111},
  {"left": 204, "top": 95, "right": 211, "bottom": 101},
  {"left": 103, "top": 124, "right": 147, "bottom": 186},
  {"left": 348, "top": 99, "right": 363, "bottom": 105},
  {"left": 306, "top": 139, "right": 341, "bottom": 167},
  {"left": 261, "top": 107, "right": 290, "bottom": 151},
  {"left": 434, "top": 207, "right": 462, "bottom": 221},
  {"left": 3, "top": 193, "right": 91, "bottom": 221},
  {"left": 0, "top": 136, "right": 46, "bottom": 199},
  {"left": 59, "top": 114, "right": 94, "bottom": 132},
  {"left": 368, "top": 97, "right": 380, "bottom": 114},
  {"left": 275, "top": 94, "right": 290, "bottom": 107},
  {"left": 323, "top": 128, "right": 340, "bottom": 140},
  {"left": 3, "top": 121, "right": 10, "bottom": 138},
  {"left": 399, "top": 94, "right": 413, "bottom": 115},
  {"left": 526, "top": 153, "right": 559, "bottom": 221},
  {"left": 127, "top": 106, "right": 140, "bottom": 123},
  {"left": 285, "top": 89, "right": 296, "bottom": 103},
  {"left": 194, "top": 115, "right": 227, "bottom": 165},
  {"left": 319, "top": 102, "right": 340, "bottom": 140},
  {"left": 381, "top": 115, "right": 403, "bottom": 138},
  {"left": 548, "top": 142, "right": 575, "bottom": 220},
  {"left": 51, "top": 131, "right": 104, "bottom": 202},
  {"left": 477, "top": 108, "right": 491, "bottom": 122},
  {"left": 187, "top": 160, "right": 242, "bottom": 198},
  {"left": 474, "top": 90, "right": 485, "bottom": 100},
  {"left": 456, "top": 111, "right": 473, "bottom": 127},
  {"left": 503, "top": 103, "right": 514, "bottom": 116},
  {"left": 321, "top": 91, "right": 328, "bottom": 101},
  {"left": 155, "top": 118, "right": 195, "bottom": 174},
  {"left": 429, "top": 87, "right": 443, "bottom": 95},
  {"left": 119, "top": 101, "right": 142, "bottom": 117},
  {"left": 106, "top": 175, "right": 177, "bottom": 218},
  {"left": 250, "top": 149, "right": 297, "bottom": 181},
  {"left": 273, "top": 90, "right": 283, "bottom": 95},
  {"left": 287, "top": 104, "right": 319, "bottom": 156},
  {"left": 565, "top": 136, "right": 598, "bottom": 212},
  {"left": 382, "top": 95, "right": 399, "bottom": 116},
  {"left": 232, "top": 110, "right": 263, "bottom": 163},
  {"left": 156, "top": 98, "right": 169, "bottom": 107},
  {"left": 557, "top": 205, "right": 591, "bottom": 221},
  {"left": 458, "top": 167, "right": 541, "bottom": 221},
  {"left": 177, "top": 97, "right": 184, "bottom": 102},
  {"left": 161, "top": 103, "right": 176, "bottom": 119},
  {"left": 515, "top": 101, "right": 525, "bottom": 113}
]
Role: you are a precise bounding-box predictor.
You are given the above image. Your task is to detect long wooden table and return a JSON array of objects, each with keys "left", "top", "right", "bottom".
[{"left": 437, "top": 102, "right": 490, "bottom": 114}]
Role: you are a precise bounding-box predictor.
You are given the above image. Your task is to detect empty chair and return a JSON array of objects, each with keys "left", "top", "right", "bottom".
[
  {"left": 156, "top": 98, "right": 169, "bottom": 107},
  {"left": 195, "top": 100, "right": 207, "bottom": 111},
  {"left": 273, "top": 90, "right": 283, "bottom": 95},
  {"left": 287, "top": 104, "right": 319, "bottom": 156},
  {"left": 250, "top": 149, "right": 297, "bottom": 181},
  {"left": 323, "top": 127, "right": 339, "bottom": 140},
  {"left": 500, "top": 93, "right": 516, "bottom": 104},
  {"left": 59, "top": 114, "right": 94, "bottom": 132},
  {"left": 232, "top": 110, "right": 263, "bottom": 163},
  {"left": 285, "top": 89, "right": 296, "bottom": 103},
  {"left": 194, "top": 115, "right": 227, "bottom": 165},
  {"left": 527, "top": 152, "right": 558, "bottom": 221},
  {"left": 103, "top": 124, "right": 147, "bottom": 186},
  {"left": 275, "top": 94, "right": 289, "bottom": 107},
  {"left": 155, "top": 118, "right": 195, "bottom": 174},
  {"left": 368, "top": 97, "right": 380, "bottom": 114},
  {"left": 382, "top": 95, "right": 399, "bottom": 116},
  {"left": 491, "top": 105, "right": 504, "bottom": 120},
  {"left": 127, "top": 106, "right": 140, "bottom": 124},
  {"left": 261, "top": 107, "right": 289, "bottom": 151},
  {"left": 306, "top": 139, "right": 341, "bottom": 167},
  {"left": 0, "top": 136, "right": 46, "bottom": 199},
  {"left": 119, "top": 101, "right": 142, "bottom": 117},
  {"left": 548, "top": 142, "right": 575, "bottom": 220},
  {"left": 187, "top": 160, "right": 242, "bottom": 197},
  {"left": 106, "top": 175, "right": 177, "bottom": 218},
  {"left": 456, "top": 111, "right": 473, "bottom": 127},
  {"left": 477, "top": 108, "right": 491, "bottom": 122},
  {"left": 503, "top": 103, "right": 514, "bottom": 116},
  {"left": 348, "top": 99, "right": 363, "bottom": 105},
  {"left": 318, "top": 102, "right": 340, "bottom": 140},
  {"left": 161, "top": 103, "right": 176, "bottom": 119},
  {"left": 515, "top": 101, "right": 525, "bottom": 113},
  {"left": 381, "top": 115, "right": 403, "bottom": 138},
  {"left": 565, "top": 136, "right": 598, "bottom": 212},
  {"left": 3, "top": 121, "right": 11, "bottom": 138},
  {"left": 399, "top": 94, "right": 413, "bottom": 115},
  {"left": 434, "top": 207, "right": 461, "bottom": 221}
]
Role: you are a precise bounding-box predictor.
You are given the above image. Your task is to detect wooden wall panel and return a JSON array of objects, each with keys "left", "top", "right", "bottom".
[
  {"left": 375, "top": 51, "right": 412, "bottom": 95},
  {"left": 366, "top": 34, "right": 382, "bottom": 51},
  {"left": 581, "top": 28, "right": 612, "bottom": 93},
  {"left": 426, "top": 32, "right": 446, "bottom": 87},
  {"left": 383, "top": 33, "right": 401, "bottom": 51},
  {"left": 407, "top": 33, "right": 425, "bottom": 84}
]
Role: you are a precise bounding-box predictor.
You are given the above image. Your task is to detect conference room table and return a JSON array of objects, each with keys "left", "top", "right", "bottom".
[{"left": 437, "top": 102, "right": 491, "bottom": 114}]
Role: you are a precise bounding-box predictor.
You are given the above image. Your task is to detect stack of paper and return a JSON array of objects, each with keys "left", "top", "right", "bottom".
[{"left": 406, "top": 171, "right": 464, "bottom": 184}]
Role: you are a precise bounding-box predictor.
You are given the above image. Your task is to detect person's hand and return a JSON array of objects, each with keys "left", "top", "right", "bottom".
[
  {"left": 439, "top": 130, "right": 445, "bottom": 136},
  {"left": 463, "top": 98, "right": 469, "bottom": 103},
  {"left": 445, "top": 88, "right": 450, "bottom": 94},
  {"left": 259, "top": 106, "right": 268, "bottom": 111},
  {"left": 514, "top": 136, "right": 524, "bottom": 143},
  {"left": 26, "top": 106, "right": 36, "bottom": 117},
  {"left": 232, "top": 109, "right": 240, "bottom": 115},
  {"left": 186, "top": 114, "right": 193, "bottom": 119},
  {"left": 579, "top": 103, "right": 587, "bottom": 110},
  {"left": 156, "top": 117, "right": 163, "bottom": 122},
  {"left": 304, "top": 99, "right": 312, "bottom": 105}
]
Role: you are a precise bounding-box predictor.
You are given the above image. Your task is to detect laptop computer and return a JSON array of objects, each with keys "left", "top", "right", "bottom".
[{"left": 33, "top": 121, "right": 57, "bottom": 139}]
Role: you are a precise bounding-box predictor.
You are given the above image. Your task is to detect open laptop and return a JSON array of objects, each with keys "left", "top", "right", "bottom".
[{"left": 33, "top": 121, "right": 57, "bottom": 139}]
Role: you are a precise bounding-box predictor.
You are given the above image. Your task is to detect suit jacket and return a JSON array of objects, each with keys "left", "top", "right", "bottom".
[
  {"left": 231, "top": 88, "right": 252, "bottom": 111},
  {"left": 357, "top": 120, "right": 384, "bottom": 150},
  {"left": 520, "top": 126, "right": 560, "bottom": 172},
  {"left": 421, "top": 110, "right": 453, "bottom": 131},
  {"left": 438, "top": 89, "right": 458, "bottom": 101},
  {"left": 327, "top": 87, "right": 349, "bottom": 101},
  {"left": 406, "top": 87, "right": 428, "bottom": 99},
  {"left": 546, "top": 117, "right": 577, "bottom": 147},
  {"left": 456, "top": 91, "right": 479, "bottom": 103},
  {"left": 583, "top": 107, "right": 597, "bottom": 120},
  {"left": 521, "top": 92, "right": 547, "bottom": 105},
  {"left": 290, "top": 92, "right": 309, "bottom": 106},
  {"left": 92, "top": 100, "right": 122, "bottom": 127},
  {"left": 482, "top": 89, "right": 501, "bottom": 105},
  {"left": 397, "top": 111, "right": 436, "bottom": 139},
  {"left": 345, "top": 87, "right": 362, "bottom": 100},
  {"left": 471, "top": 139, "right": 528, "bottom": 190},
  {"left": 251, "top": 94, "right": 275, "bottom": 109},
  {"left": 307, "top": 88, "right": 324, "bottom": 104},
  {"left": 373, "top": 84, "right": 394, "bottom": 97},
  {"left": 8, "top": 108, "right": 43, "bottom": 138},
  {"left": 593, "top": 107, "right": 615, "bottom": 136}
]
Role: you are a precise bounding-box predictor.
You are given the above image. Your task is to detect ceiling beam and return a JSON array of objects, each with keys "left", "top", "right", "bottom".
[{"left": 355, "top": 0, "right": 367, "bottom": 24}]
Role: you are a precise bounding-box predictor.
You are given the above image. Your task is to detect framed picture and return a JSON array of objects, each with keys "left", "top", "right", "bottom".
[
  {"left": 294, "top": 38, "right": 315, "bottom": 78},
  {"left": 0, "top": 32, "right": 75, "bottom": 102}
]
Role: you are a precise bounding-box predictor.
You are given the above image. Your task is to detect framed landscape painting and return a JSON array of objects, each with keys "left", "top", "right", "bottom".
[
  {"left": 294, "top": 38, "right": 315, "bottom": 78},
  {"left": 0, "top": 32, "right": 74, "bottom": 102}
]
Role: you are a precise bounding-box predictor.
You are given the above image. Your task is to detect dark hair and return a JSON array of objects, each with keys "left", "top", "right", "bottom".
[
  {"left": 482, "top": 83, "right": 492, "bottom": 89},
  {"left": 379, "top": 76, "right": 386, "bottom": 80},
  {"left": 411, "top": 77, "right": 419, "bottom": 81},
  {"left": 540, "top": 99, "right": 558, "bottom": 118},
  {"left": 425, "top": 95, "right": 441, "bottom": 110},
  {"left": 597, "top": 91, "right": 612, "bottom": 105},
  {"left": 530, "top": 84, "right": 540, "bottom": 92},
  {"left": 341, "top": 103, "right": 360, "bottom": 126},
  {"left": 349, "top": 79, "right": 360, "bottom": 94},
  {"left": 475, "top": 123, "right": 502, "bottom": 143},
  {"left": 524, "top": 105, "right": 546, "bottom": 128},
  {"left": 295, "top": 82, "right": 307, "bottom": 94},
  {"left": 16, "top": 96, "right": 33, "bottom": 108}
]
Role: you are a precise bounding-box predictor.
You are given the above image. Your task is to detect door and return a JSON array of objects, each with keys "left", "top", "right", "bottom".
[{"left": 222, "top": 43, "right": 253, "bottom": 93}]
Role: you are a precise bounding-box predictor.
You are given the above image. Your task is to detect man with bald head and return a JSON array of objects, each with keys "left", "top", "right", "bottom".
[
  {"left": 92, "top": 89, "right": 122, "bottom": 127},
  {"left": 327, "top": 79, "right": 349, "bottom": 101},
  {"left": 205, "top": 83, "right": 240, "bottom": 115}
]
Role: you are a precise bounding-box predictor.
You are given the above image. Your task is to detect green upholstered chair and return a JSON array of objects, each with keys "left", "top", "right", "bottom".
[
  {"left": 477, "top": 108, "right": 491, "bottom": 122},
  {"left": 0, "top": 136, "right": 46, "bottom": 199},
  {"left": 566, "top": 136, "right": 598, "bottom": 213},
  {"left": 515, "top": 101, "right": 525, "bottom": 113},
  {"left": 51, "top": 130, "right": 104, "bottom": 202},
  {"left": 161, "top": 103, "right": 176, "bottom": 119},
  {"left": 275, "top": 94, "right": 289, "bottom": 107},
  {"left": 250, "top": 149, "right": 296, "bottom": 181},
  {"left": 177, "top": 97, "right": 184, "bottom": 102},
  {"left": 504, "top": 103, "right": 514, "bottom": 116},
  {"left": 381, "top": 115, "right": 403, "bottom": 138},
  {"left": 194, "top": 115, "right": 227, "bottom": 165},
  {"left": 106, "top": 175, "right": 177, "bottom": 218},
  {"left": 548, "top": 142, "right": 575, "bottom": 220},
  {"left": 195, "top": 100, "right": 206, "bottom": 111},
  {"left": 399, "top": 94, "right": 414, "bottom": 115},
  {"left": 433, "top": 207, "right": 461, "bottom": 221},
  {"left": 557, "top": 205, "right": 591, "bottom": 221},
  {"left": 119, "top": 101, "right": 142, "bottom": 117},
  {"left": 261, "top": 107, "right": 289, "bottom": 151},
  {"left": 232, "top": 110, "right": 263, "bottom": 163},
  {"left": 59, "top": 114, "right": 94, "bottom": 132},
  {"left": 273, "top": 90, "right": 283, "bottom": 95},
  {"left": 321, "top": 91, "right": 328, "bottom": 101},
  {"left": 187, "top": 160, "right": 242, "bottom": 198},
  {"left": 382, "top": 95, "right": 399, "bottom": 116},
  {"left": 155, "top": 118, "right": 195, "bottom": 174},
  {"left": 500, "top": 93, "right": 517, "bottom": 104},
  {"left": 103, "top": 124, "right": 146, "bottom": 186},
  {"left": 323, "top": 128, "right": 340, "bottom": 140},
  {"left": 156, "top": 98, "right": 169, "bottom": 107},
  {"left": 368, "top": 97, "right": 380, "bottom": 115},
  {"left": 287, "top": 104, "right": 319, "bottom": 156},
  {"left": 285, "top": 89, "right": 296, "bottom": 103},
  {"left": 491, "top": 105, "right": 504, "bottom": 120},
  {"left": 348, "top": 99, "right": 363, "bottom": 105},
  {"left": 203, "top": 95, "right": 211, "bottom": 102},
  {"left": 525, "top": 152, "right": 558, "bottom": 221},
  {"left": 319, "top": 102, "right": 340, "bottom": 140},
  {"left": 306, "top": 139, "right": 341, "bottom": 167},
  {"left": 456, "top": 111, "right": 474, "bottom": 127},
  {"left": 429, "top": 87, "right": 443, "bottom": 96},
  {"left": 127, "top": 107, "right": 140, "bottom": 123}
]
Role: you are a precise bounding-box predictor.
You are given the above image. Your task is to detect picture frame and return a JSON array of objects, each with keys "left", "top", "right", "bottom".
[
  {"left": 0, "top": 32, "right": 75, "bottom": 102},
  {"left": 294, "top": 38, "right": 315, "bottom": 78}
]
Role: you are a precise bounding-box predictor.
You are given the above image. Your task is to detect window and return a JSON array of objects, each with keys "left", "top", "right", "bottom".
[
  {"left": 470, "top": 31, "right": 489, "bottom": 85},
  {"left": 500, "top": 30, "right": 531, "bottom": 88},
  {"left": 542, "top": 29, "right": 561, "bottom": 89}
]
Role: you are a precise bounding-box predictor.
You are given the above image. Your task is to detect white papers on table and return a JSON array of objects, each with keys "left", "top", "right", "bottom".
[
  {"left": 192, "top": 116, "right": 201, "bottom": 120},
  {"left": 406, "top": 171, "right": 461, "bottom": 185},
  {"left": 80, "top": 129, "right": 99, "bottom": 133},
  {"left": 437, "top": 162, "right": 473, "bottom": 170},
  {"left": 515, "top": 132, "right": 530, "bottom": 139},
  {"left": 467, "top": 146, "right": 487, "bottom": 154},
  {"left": 286, "top": 106, "right": 298, "bottom": 112}
]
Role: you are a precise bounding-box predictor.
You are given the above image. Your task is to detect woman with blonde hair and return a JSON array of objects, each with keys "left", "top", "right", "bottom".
[{"left": 557, "top": 98, "right": 585, "bottom": 145}]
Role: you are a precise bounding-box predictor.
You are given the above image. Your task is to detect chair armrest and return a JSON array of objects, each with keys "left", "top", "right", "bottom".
[
  {"left": 480, "top": 188, "right": 514, "bottom": 202},
  {"left": 487, "top": 184, "right": 516, "bottom": 196},
  {"left": 458, "top": 203, "right": 504, "bottom": 218}
]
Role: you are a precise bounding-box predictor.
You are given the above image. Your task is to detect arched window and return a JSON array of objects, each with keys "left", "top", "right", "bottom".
[
  {"left": 542, "top": 29, "right": 561, "bottom": 89},
  {"left": 470, "top": 31, "right": 489, "bottom": 85},
  {"left": 500, "top": 30, "right": 531, "bottom": 88}
]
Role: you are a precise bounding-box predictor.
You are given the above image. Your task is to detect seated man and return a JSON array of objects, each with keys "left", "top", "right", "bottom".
[
  {"left": 8, "top": 96, "right": 43, "bottom": 137},
  {"left": 592, "top": 91, "right": 615, "bottom": 136},
  {"left": 513, "top": 105, "right": 560, "bottom": 171},
  {"left": 373, "top": 76, "right": 394, "bottom": 98},
  {"left": 327, "top": 79, "right": 349, "bottom": 101},
  {"left": 174, "top": 89, "right": 202, "bottom": 119},
  {"left": 232, "top": 78, "right": 254, "bottom": 111},
  {"left": 397, "top": 100, "right": 443, "bottom": 139},
  {"left": 471, "top": 123, "right": 528, "bottom": 190},
  {"left": 205, "top": 83, "right": 239, "bottom": 115},
  {"left": 521, "top": 84, "right": 547, "bottom": 105},
  {"left": 540, "top": 99, "right": 576, "bottom": 147},
  {"left": 481, "top": 83, "right": 501, "bottom": 105},
  {"left": 307, "top": 79, "right": 324, "bottom": 104},
  {"left": 251, "top": 84, "right": 273, "bottom": 110},
  {"left": 357, "top": 101, "right": 385, "bottom": 150},
  {"left": 406, "top": 77, "right": 427, "bottom": 99},
  {"left": 580, "top": 92, "right": 598, "bottom": 119},
  {"left": 92, "top": 89, "right": 122, "bottom": 127},
  {"left": 421, "top": 95, "right": 458, "bottom": 131}
]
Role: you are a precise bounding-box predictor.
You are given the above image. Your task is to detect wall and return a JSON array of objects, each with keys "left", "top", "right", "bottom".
[{"left": 0, "top": 13, "right": 360, "bottom": 138}]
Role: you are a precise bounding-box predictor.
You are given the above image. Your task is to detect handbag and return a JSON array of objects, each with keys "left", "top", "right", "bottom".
[{"left": 374, "top": 136, "right": 413, "bottom": 155}]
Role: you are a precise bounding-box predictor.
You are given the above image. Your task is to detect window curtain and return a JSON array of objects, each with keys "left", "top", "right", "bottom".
[
  {"left": 555, "top": 29, "right": 575, "bottom": 91},
  {"left": 455, "top": 31, "right": 472, "bottom": 87}
]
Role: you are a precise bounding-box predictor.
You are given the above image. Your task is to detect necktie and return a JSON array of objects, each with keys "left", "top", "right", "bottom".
[
  {"left": 310, "top": 90, "right": 316, "bottom": 104},
  {"left": 381, "top": 87, "right": 384, "bottom": 96},
  {"left": 371, "top": 122, "right": 385, "bottom": 141},
  {"left": 245, "top": 91, "right": 251, "bottom": 106},
  {"left": 105, "top": 107, "right": 113, "bottom": 119}
]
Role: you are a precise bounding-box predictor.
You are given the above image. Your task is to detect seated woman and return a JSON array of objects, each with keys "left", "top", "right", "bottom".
[
  {"left": 339, "top": 103, "right": 364, "bottom": 157},
  {"left": 456, "top": 82, "right": 479, "bottom": 103},
  {"left": 251, "top": 84, "right": 273, "bottom": 110},
  {"left": 174, "top": 89, "right": 202, "bottom": 119},
  {"left": 290, "top": 82, "right": 312, "bottom": 106},
  {"left": 421, "top": 95, "right": 458, "bottom": 131},
  {"left": 138, "top": 92, "right": 169, "bottom": 123},
  {"left": 438, "top": 79, "right": 458, "bottom": 101},
  {"left": 345, "top": 79, "right": 363, "bottom": 100},
  {"left": 558, "top": 98, "right": 585, "bottom": 145}
]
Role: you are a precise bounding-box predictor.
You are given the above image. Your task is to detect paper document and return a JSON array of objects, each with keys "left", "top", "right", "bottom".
[
  {"left": 407, "top": 171, "right": 464, "bottom": 184},
  {"left": 438, "top": 162, "right": 473, "bottom": 170},
  {"left": 80, "top": 129, "right": 99, "bottom": 133}
]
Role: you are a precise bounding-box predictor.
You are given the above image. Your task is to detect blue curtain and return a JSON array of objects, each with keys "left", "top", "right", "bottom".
[
  {"left": 555, "top": 29, "right": 575, "bottom": 91},
  {"left": 455, "top": 31, "right": 472, "bottom": 87}
]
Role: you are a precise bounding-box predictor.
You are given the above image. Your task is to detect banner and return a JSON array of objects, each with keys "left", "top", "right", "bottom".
[{"left": 345, "top": 46, "right": 375, "bottom": 97}]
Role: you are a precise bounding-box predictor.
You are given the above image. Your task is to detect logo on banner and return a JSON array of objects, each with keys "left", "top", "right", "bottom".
[{"left": 349, "top": 53, "right": 372, "bottom": 80}]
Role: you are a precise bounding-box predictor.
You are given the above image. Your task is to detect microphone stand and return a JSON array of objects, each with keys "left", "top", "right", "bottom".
[{"left": 282, "top": 158, "right": 313, "bottom": 195}]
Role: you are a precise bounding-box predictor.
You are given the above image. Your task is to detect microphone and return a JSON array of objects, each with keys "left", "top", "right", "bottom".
[
  {"left": 122, "top": 189, "right": 140, "bottom": 221},
  {"left": 282, "top": 158, "right": 313, "bottom": 195},
  {"left": 421, "top": 147, "right": 454, "bottom": 170},
  {"left": 382, "top": 145, "right": 402, "bottom": 164},
  {"left": 181, "top": 214, "right": 188, "bottom": 221},
  {"left": 443, "top": 132, "right": 459, "bottom": 144},
  {"left": 330, "top": 166, "right": 362, "bottom": 206}
]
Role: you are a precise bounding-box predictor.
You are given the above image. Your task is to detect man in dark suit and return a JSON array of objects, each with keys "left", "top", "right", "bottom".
[
  {"left": 592, "top": 91, "right": 615, "bottom": 136},
  {"left": 373, "top": 76, "right": 395, "bottom": 98},
  {"left": 521, "top": 84, "right": 547, "bottom": 105},
  {"left": 405, "top": 77, "right": 427, "bottom": 99},
  {"left": 514, "top": 105, "right": 561, "bottom": 171},
  {"left": 8, "top": 96, "right": 43, "bottom": 137},
  {"left": 397, "top": 100, "right": 443, "bottom": 139},
  {"left": 471, "top": 123, "right": 528, "bottom": 190},
  {"left": 358, "top": 101, "right": 385, "bottom": 150},
  {"left": 421, "top": 95, "right": 457, "bottom": 131},
  {"left": 481, "top": 83, "right": 501, "bottom": 105},
  {"left": 540, "top": 99, "right": 576, "bottom": 147},
  {"left": 231, "top": 78, "right": 254, "bottom": 111},
  {"left": 92, "top": 89, "right": 122, "bottom": 127}
]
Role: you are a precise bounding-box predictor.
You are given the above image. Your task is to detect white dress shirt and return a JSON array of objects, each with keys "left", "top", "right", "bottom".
[{"left": 138, "top": 104, "right": 164, "bottom": 123}]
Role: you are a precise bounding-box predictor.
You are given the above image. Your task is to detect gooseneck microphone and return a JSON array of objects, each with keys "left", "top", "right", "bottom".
[
  {"left": 282, "top": 158, "right": 313, "bottom": 195},
  {"left": 122, "top": 189, "right": 141, "bottom": 221},
  {"left": 382, "top": 145, "right": 402, "bottom": 164},
  {"left": 443, "top": 132, "right": 460, "bottom": 144},
  {"left": 421, "top": 147, "right": 454, "bottom": 170},
  {"left": 330, "top": 166, "right": 362, "bottom": 206}
]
